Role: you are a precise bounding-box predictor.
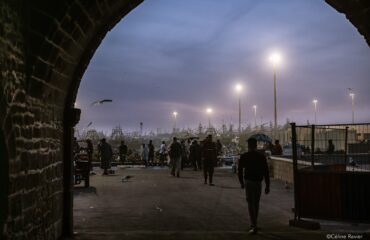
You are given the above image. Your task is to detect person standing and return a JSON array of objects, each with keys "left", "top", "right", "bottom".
[
  {"left": 202, "top": 135, "right": 217, "bottom": 186},
  {"left": 327, "top": 139, "right": 335, "bottom": 154},
  {"left": 238, "top": 137, "right": 270, "bottom": 234},
  {"left": 119, "top": 140, "right": 128, "bottom": 165},
  {"left": 189, "top": 140, "right": 202, "bottom": 171},
  {"left": 216, "top": 139, "right": 223, "bottom": 166},
  {"left": 159, "top": 141, "right": 168, "bottom": 167},
  {"left": 148, "top": 140, "right": 155, "bottom": 166},
  {"left": 86, "top": 139, "right": 94, "bottom": 172},
  {"left": 272, "top": 140, "right": 282, "bottom": 155},
  {"left": 180, "top": 140, "right": 188, "bottom": 170},
  {"left": 141, "top": 143, "right": 149, "bottom": 167},
  {"left": 169, "top": 137, "right": 182, "bottom": 177},
  {"left": 99, "top": 138, "right": 113, "bottom": 175}
]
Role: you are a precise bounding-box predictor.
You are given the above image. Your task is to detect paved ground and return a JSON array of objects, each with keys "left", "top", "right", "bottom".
[{"left": 71, "top": 166, "right": 369, "bottom": 240}]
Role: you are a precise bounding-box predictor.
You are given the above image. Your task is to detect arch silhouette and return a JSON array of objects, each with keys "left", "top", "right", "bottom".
[
  {"left": 0, "top": 130, "right": 8, "bottom": 238},
  {"left": 0, "top": 0, "right": 369, "bottom": 238}
]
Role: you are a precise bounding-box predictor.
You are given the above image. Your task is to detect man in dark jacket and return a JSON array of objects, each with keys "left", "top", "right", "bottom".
[
  {"left": 169, "top": 137, "right": 182, "bottom": 177},
  {"left": 86, "top": 139, "right": 94, "bottom": 172},
  {"left": 238, "top": 137, "right": 270, "bottom": 234},
  {"left": 202, "top": 135, "right": 217, "bottom": 186},
  {"left": 190, "top": 140, "right": 202, "bottom": 171},
  {"left": 327, "top": 139, "right": 335, "bottom": 154},
  {"left": 99, "top": 138, "right": 113, "bottom": 175},
  {"left": 272, "top": 140, "right": 282, "bottom": 155},
  {"left": 119, "top": 140, "right": 128, "bottom": 165},
  {"left": 148, "top": 140, "right": 155, "bottom": 166}
]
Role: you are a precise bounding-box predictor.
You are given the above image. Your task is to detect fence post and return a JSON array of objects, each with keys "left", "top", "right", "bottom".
[
  {"left": 291, "top": 122, "right": 300, "bottom": 220},
  {"left": 311, "top": 125, "right": 315, "bottom": 168}
]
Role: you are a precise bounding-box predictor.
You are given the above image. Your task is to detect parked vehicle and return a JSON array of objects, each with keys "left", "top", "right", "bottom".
[{"left": 282, "top": 144, "right": 303, "bottom": 158}]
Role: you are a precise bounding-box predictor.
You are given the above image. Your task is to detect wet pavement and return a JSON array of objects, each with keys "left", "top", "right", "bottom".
[{"left": 70, "top": 167, "right": 369, "bottom": 240}]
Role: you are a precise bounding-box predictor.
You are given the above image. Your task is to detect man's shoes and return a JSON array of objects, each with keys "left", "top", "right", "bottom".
[
  {"left": 176, "top": 173, "right": 180, "bottom": 178},
  {"left": 209, "top": 183, "right": 215, "bottom": 186},
  {"left": 248, "top": 227, "right": 258, "bottom": 235}
]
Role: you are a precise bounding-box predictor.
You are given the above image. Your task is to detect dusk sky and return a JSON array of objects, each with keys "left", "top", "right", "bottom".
[{"left": 76, "top": 0, "right": 370, "bottom": 134}]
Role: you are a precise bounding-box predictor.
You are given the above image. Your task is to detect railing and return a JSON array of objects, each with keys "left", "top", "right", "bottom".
[{"left": 291, "top": 123, "right": 370, "bottom": 223}]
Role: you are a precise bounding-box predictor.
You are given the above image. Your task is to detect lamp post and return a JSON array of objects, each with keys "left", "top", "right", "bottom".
[
  {"left": 269, "top": 52, "right": 282, "bottom": 129},
  {"left": 235, "top": 84, "right": 243, "bottom": 134},
  {"left": 312, "top": 99, "right": 318, "bottom": 124},
  {"left": 349, "top": 91, "right": 355, "bottom": 124},
  {"left": 252, "top": 105, "right": 257, "bottom": 128},
  {"left": 206, "top": 108, "right": 213, "bottom": 128},
  {"left": 173, "top": 111, "right": 178, "bottom": 132}
]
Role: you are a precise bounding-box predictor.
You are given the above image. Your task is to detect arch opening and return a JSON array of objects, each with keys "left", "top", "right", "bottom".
[{"left": 68, "top": 0, "right": 370, "bottom": 237}]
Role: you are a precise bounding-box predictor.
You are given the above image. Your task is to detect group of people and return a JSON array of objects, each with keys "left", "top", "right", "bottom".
[
  {"left": 138, "top": 135, "right": 222, "bottom": 186},
  {"left": 141, "top": 135, "right": 270, "bottom": 234},
  {"left": 73, "top": 135, "right": 271, "bottom": 235},
  {"left": 166, "top": 135, "right": 220, "bottom": 185}
]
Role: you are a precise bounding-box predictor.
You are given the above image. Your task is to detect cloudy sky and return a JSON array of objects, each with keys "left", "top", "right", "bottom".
[{"left": 76, "top": 0, "right": 370, "bottom": 134}]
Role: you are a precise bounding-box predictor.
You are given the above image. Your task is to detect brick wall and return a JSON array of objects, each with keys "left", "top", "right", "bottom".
[{"left": 1, "top": 1, "right": 142, "bottom": 239}]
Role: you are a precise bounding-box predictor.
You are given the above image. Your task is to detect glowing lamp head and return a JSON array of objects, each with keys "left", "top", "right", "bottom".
[
  {"left": 206, "top": 108, "right": 213, "bottom": 114},
  {"left": 313, "top": 99, "right": 318, "bottom": 104},
  {"left": 269, "top": 52, "right": 282, "bottom": 66},
  {"left": 173, "top": 111, "right": 178, "bottom": 117},
  {"left": 349, "top": 93, "right": 355, "bottom": 98},
  {"left": 253, "top": 105, "right": 257, "bottom": 110},
  {"left": 235, "top": 84, "right": 243, "bottom": 93}
]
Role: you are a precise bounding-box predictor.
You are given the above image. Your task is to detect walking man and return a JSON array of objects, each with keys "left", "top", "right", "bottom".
[
  {"left": 141, "top": 143, "right": 149, "bottom": 167},
  {"left": 119, "top": 140, "right": 128, "bottom": 165},
  {"left": 189, "top": 139, "right": 202, "bottom": 171},
  {"left": 99, "top": 138, "right": 113, "bottom": 175},
  {"left": 159, "top": 141, "right": 168, "bottom": 167},
  {"left": 238, "top": 137, "right": 270, "bottom": 234},
  {"left": 169, "top": 137, "right": 182, "bottom": 177},
  {"left": 202, "top": 134, "right": 217, "bottom": 186},
  {"left": 86, "top": 139, "right": 94, "bottom": 174},
  {"left": 148, "top": 140, "right": 155, "bottom": 166}
]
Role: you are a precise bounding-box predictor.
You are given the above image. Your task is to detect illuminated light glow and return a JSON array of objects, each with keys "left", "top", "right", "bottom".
[
  {"left": 173, "top": 111, "right": 178, "bottom": 117},
  {"left": 313, "top": 99, "right": 318, "bottom": 104},
  {"left": 235, "top": 84, "right": 243, "bottom": 93},
  {"left": 269, "top": 52, "right": 282, "bottom": 66},
  {"left": 206, "top": 108, "right": 213, "bottom": 114},
  {"left": 253, "top": 105, "right": 257, "bottom": 110}
]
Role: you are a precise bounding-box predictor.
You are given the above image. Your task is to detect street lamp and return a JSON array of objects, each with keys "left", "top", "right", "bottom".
[
  {"left": 173, "top": 111, "right": 178, "bottom": 131},
  {"left": 349, "top": 91, "right": 355, "bottom": 124},
  {"left": 235, "top": 84, "right": 243, "bottom": 134},
  {"left": 269, "top": 52, "right": 282, "bottom": 129},
  {"left": 312, "top": 99, "right": 318, "bottom": 124},
  {"left": 253, "top": 105, "right": 257, "bottom": 128},
  {"left": 206, "top": 108, "right": 213, "bottom": 128}
]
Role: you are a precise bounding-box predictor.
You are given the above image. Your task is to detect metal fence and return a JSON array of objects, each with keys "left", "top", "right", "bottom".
[
  {"left": 292, "top": 123, "right": 370, "bottom": 172},
  {"left": 291, "top": 123, "right": 370, "bottom": 223}
]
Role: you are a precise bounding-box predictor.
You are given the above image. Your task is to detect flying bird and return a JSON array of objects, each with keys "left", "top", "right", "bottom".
[
  {"left": 90, "top": 99, "right": 113, "bottom": 106},
  {"left": 86, "top": 122, "right": 92, "bottom": 128}
]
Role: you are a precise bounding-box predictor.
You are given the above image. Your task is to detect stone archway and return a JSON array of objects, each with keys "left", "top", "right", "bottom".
[
  {"left": 0, "top": 130, "right": 8, "bottom": 238},
  {"left": 0, "top": 0, "right": 369, "bottom": 239}
]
